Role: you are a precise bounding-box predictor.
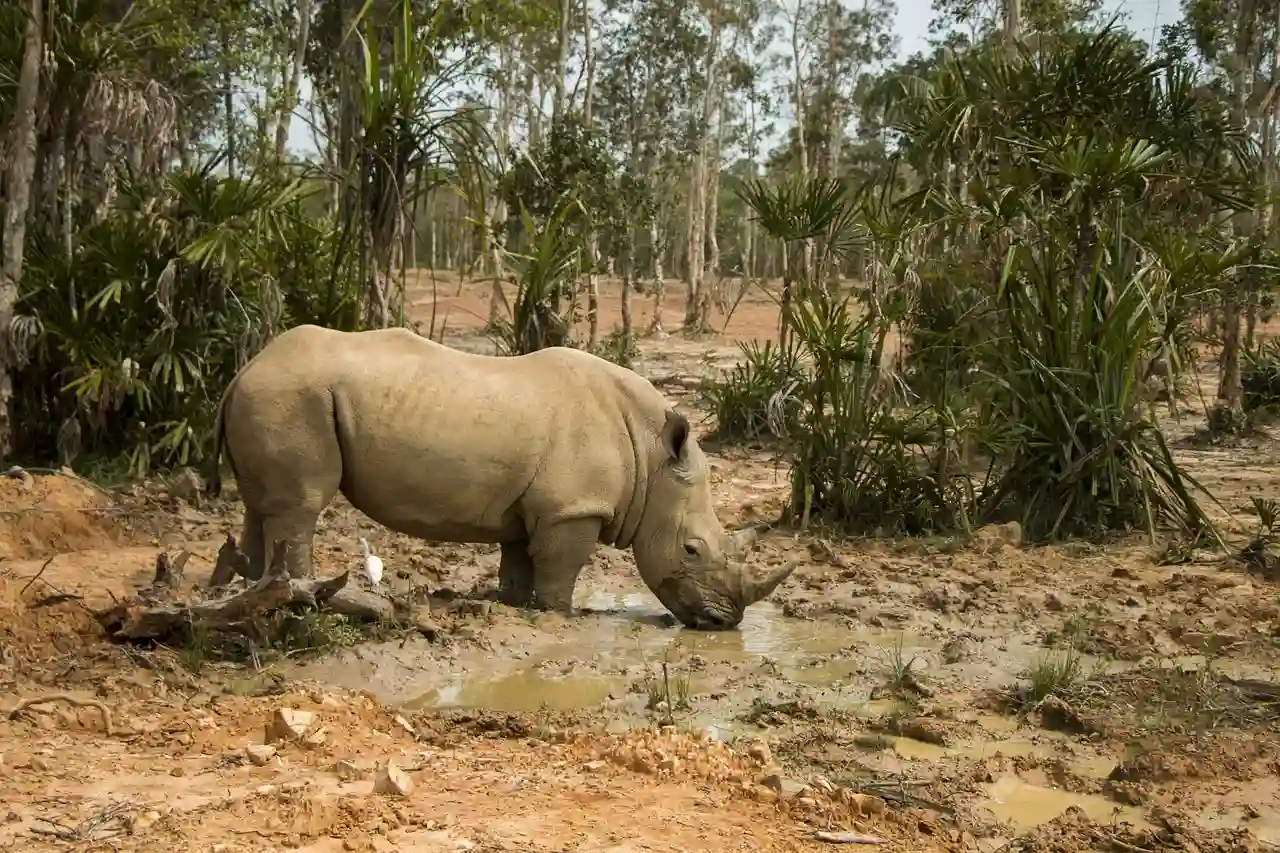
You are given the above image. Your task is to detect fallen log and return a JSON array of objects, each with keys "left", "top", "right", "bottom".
[{"left": 94, "top": 541, "right": 388, "bottom": 641}]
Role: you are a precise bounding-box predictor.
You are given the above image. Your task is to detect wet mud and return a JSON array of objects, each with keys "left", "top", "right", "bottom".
[{"left": 1, "top": 288, "right": 1278, "bottom": 851}]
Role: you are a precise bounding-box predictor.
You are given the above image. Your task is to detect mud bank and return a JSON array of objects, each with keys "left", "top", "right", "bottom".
[{"left": 0, "top": 320, "right": 1277, "bottom": 850}]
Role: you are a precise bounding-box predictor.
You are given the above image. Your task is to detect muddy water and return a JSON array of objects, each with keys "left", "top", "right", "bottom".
[
  {"left": 982, "top": 775, "right": 1150, "bottom": 830},
  {"left": 402, "top": 596, "right": 939, "bottom": 720}
]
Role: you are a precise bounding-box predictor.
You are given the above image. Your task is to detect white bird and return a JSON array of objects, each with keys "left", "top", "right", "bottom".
[{"left": 360, "top": 537, "right": 383, "bottom": 586}]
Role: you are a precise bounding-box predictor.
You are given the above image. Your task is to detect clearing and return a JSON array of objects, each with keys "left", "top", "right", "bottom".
[{"left": 1, "top": 274, "right": 1276, "bottom": 853}]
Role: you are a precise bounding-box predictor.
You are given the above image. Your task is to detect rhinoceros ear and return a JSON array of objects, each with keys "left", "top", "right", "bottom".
[{"left": 661, "top": 408, "right": 691, "bottom": 463}]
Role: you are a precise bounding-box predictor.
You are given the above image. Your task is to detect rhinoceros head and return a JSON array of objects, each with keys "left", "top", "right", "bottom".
[{"left": 632, "top": 409, "right": 796, "bottom": 630}]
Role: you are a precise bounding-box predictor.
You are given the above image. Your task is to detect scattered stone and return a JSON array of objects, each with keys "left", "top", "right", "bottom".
[
  {"left": 246, "top": 744, "right": 277, "bottom": 766},
  {"left": 1044, "top": 590, "right": 1070, "bottom": 611},
  {"left": 265, "top": 708, "right": 316, "bottom": 744},
  {"left": 455, "top": 600, "right": 491, "bottom": 618},
  {"left": 810, "top": 775, "right": 835, "bottom": 794},
  {"left": 746, "top": 739, "right": 772, "bottom": 765},
  {"left": 302, "top": 726, "right": 329, "bottom": 749},
  {"left": 373, "top": 760, "right": 413, "bottom": 797},
  {"left": 582, "top": 760, "right": 607, "bottom": 773},
  {"left": 29, "top": 755, "right": 50, "bottom": 773},
  {"left": 392, "top": 715, "right": 416, "bottom": 737},
  {"left": 333, "top": 759, "right": 360, "bottom": 780},
  {"left": 971, "top": 521, "right": 1022, "bottom": 552},
  {"left": 941, "top": 636, "right": 973, "bottom": 664},
  {"left": 920, "top": 583, "right": 969, "bottom": 613},
  {"left": 759, "top": 772, "right": 808, "bottom": 799}
]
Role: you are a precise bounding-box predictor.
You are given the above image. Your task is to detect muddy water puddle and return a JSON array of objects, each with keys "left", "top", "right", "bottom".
[
  {"left": 981, "top": 775, "right": 1150, "bottom": 831},
  {"left": 401, "top": 595, "right": 942, "bottom": 720}
]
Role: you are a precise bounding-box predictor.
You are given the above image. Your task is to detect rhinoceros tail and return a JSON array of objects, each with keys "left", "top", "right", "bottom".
[{"left": 206, "top": 377, "right": 237, "bottom": 498}]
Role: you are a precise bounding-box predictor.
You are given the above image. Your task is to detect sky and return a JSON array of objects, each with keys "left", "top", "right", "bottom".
[{"left": 282, "top": 0, "right": 1173, "bottom": 157}]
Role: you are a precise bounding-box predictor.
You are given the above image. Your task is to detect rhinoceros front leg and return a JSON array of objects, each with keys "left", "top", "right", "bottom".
[
  {"left": 497, "top": 541, "right": 535, "bottom": 606},
  {"left": 528, "top": 518, "right": 600, "bottom": 613}
]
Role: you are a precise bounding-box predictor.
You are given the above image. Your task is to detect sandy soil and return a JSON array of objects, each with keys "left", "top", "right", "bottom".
[{"left": 0, "top": 274, "right": 1277, "bottom": 852}]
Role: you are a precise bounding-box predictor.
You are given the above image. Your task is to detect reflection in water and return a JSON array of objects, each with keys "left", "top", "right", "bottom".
[
  {"left": 406, "top": 589, "right": 934, "bottom": 714},
  {"left": 422, "top": 668, "right": 622, "bottom": 713}
]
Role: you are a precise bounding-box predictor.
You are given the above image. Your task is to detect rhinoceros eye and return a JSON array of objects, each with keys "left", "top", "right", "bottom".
[{"left": 683, "top": 543, "right": 699, "bottom": 557}]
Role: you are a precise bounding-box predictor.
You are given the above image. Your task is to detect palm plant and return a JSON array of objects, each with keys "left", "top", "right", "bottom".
[
  {"left": 878, "top": 26, "right": 1258, "bottom": 541},
  {"left": 489, "top": 201, "right": 583, "bottom": 356}
]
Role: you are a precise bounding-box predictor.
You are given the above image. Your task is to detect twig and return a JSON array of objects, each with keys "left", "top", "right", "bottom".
[
  {"left": 7, "top": 692, "right": 116, "bottom": 736},
  {"left": 1099, "top": 832, "right": 1156, "bottom": 853},
  {"left": 814, "top": 831, "right": 887, "bottom": 845},
  {"left": 20, "top": 556, "right": 56, "bottom": 594},
  {"left": 31, "top": 800, "right": 136, "bottom": 842}
]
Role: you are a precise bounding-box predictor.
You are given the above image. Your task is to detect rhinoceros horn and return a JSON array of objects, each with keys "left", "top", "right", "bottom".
[{"left": 741, "top": 561, "right": 796, "bottom": 606}]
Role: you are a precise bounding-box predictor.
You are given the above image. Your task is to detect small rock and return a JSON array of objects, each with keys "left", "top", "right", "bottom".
[
  {"left": 810, "top": 775, "right": 835, "bottom": 794},
  {"left": 941, "top": 636, "right": 973, "bottom": 664},
  {"left": 582, "top": 760, "right": 607, "bottom": 772},
  {"left": 759, "top": 772, "right": 808, "bottom": 799},
  {"left": 373, "top": 760, "right": 413, "bottom": 797},
  {"left": 169, "top": 766, "right": 185, "bottom": 777},
  {"left": 246, "top": 744, "right": 277, "bottom": 766},
  {"left": 920, "top": 583, "right": 969, "bottom": 613},
  {"left": 971, "top": 521, "right": 1022, "bottom": 552},
  {"left": 302, "top": 726, "right": 329, "bottom": 749},
  {"left": 1044, "top": 591, "right": 1070, "bottom": 611},
  {"left": 746, "top": 739, "right": 772, "bottom": 765},
  {"left": 456, "top": 600, "right": 491, "bottom": 618},
  {"left": 333, "top": 759, "right": 360, "bottom": 780},
  {"left": 265, "top": 708, "right": 316, "bottom": 744},
  {"left": 29, "top": 755, "right": 50, "bottom": 772},
  {"left": 392, "top": 715, "right": 416, "bottom": 737}
]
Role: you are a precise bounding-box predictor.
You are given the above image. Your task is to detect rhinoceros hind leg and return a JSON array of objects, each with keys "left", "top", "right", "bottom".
[
  {"left": 239, "top": 507, "right": 266, "bottom": 581},
  {"left": 529, "top": 518, "right": 600, "bottom": 614},
  {"left": 497, "top": 540, "right": 535, "bottom": 606},
  {"left": 261, "top": 510, "right": 324, "bottom": 579}
]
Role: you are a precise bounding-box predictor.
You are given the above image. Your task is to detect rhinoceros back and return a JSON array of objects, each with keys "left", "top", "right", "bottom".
[{"left": 219, "top": 325, "right": 670, "bottom": 545}]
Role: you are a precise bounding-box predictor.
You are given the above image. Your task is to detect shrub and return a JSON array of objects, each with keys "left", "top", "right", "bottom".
[{"left": 701, "top": 340, "right": 804, "bottom": 442}]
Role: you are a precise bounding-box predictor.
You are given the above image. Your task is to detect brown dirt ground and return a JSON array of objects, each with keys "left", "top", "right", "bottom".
[{"left": 1, "top": 274, "right": 1278, "bottom": 852}]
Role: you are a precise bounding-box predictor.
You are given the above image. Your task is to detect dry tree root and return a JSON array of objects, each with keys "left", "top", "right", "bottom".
[{"left": 6, "top": 692, "right": 115, "bottom": 736}]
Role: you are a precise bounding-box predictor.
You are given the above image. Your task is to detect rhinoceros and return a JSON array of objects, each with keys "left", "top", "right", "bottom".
[{"left": 208, "top": 324, "right": 795, "bottom": 630}]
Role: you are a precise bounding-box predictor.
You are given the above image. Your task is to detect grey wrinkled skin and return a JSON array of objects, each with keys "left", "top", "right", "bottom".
[{"left": 209, "top": 324, "right": 795, "bottom": 629}]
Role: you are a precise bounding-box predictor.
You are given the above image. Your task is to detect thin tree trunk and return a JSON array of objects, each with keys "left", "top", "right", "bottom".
[
  {"left": 221, "top": 24, "right": 237, "bottom": 179},
  {"left": 684, "top": 0, "right": 723, "bottom": 334},
  {"left": 487, "top": 42, "right": 516, "bottom": 328},
  {"left": 0, "top": 0, "right": 44, "bottom": 457},
  {"left": 275, "top": 0, "right": 313, "bottom": 160},
  {"left": 1217, "top": 0, "right": 1259, "bottom": 420},
  {"left": 552, "top": 0, "right": 572, "bottom": 126},
  {"left": 583, "top": 0, "right": 600, "bottom": 348}
]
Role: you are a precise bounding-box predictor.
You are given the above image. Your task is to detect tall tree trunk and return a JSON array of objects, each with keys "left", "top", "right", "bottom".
[
  {"left": 1216, "top": 0, "right": 1260, "bottom": 423},
  {"left": 684, "top": 0, "right": 723, "bottom": 335},
  {"left": 487, "top": 42, "right": 516, "bottom": 328},
  {"left": 582, "top": 0, "right": 600, "bottom": 348},
  {"left": 788, "top": 0, "right": 814, "bottom": 286},
  {"left": 552, "top": 0, "right": 572, "bottom": 126},
  {"left": 648, "top": 219, "right": 667, "bottom": 337},
  {"left": 0, "top": 0, "right": 44, "bottom": 457},
  {"left": 221, "top": 23, "right": 237, "bottom": 179},
  {"left": 275, "top": 0, "right": 313, "bottom": 160}
]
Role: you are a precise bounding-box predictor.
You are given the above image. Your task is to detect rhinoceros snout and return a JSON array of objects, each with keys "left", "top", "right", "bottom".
[{"left": 685, "top": 610, "right": 742, "bottom": 631}]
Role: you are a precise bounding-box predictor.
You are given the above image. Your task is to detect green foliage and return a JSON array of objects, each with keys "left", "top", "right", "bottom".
[
  {"left": 1243, "top": 340, "right": 1280, "bottom": 414},
  {"left": 701, "top": 340, "right": 804, "bottom": 442},
  {"left": 15, "top": 162, "right": 359, "bottom": 473},
  {"left": 488, "top": 201, "right": 583, "bottom": 355},
  {"left": 714, "top": 28, "right": 1251, "bottom": 544}
]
